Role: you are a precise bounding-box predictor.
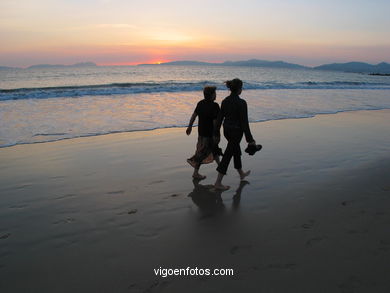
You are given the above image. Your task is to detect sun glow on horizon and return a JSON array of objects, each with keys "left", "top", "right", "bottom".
[
  {"left": 96, "top": 58, "right": 173, "bottom": 66},
  {"left": 152, "top": 59, "right": 171, "bottom": 65}
]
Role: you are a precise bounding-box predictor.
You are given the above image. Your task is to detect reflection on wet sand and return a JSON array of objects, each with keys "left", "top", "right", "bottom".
[{"left": 188, "top": 179, "right": 250, "bottom": 217}]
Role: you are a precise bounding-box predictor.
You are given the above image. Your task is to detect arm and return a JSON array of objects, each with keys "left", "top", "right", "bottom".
[
  {"left": 239, "top": 100, "right": 255, "bottom": 143},
  {"left": 213, "top": 118, "right": 221, "bottom": 144},
  {"left": 186, "top": 112, "right": 197, "bottom": 135},
  {"left": 214, "top": 106, "right": 223, "bottom": 138}
]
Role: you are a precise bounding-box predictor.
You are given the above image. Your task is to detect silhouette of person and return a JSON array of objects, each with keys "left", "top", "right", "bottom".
[
  {"left": 214, "top": 78, "right": 256, "bottom": 190},
  {"left": 186, "top": 86, "right": 222, "bottom": 179}
]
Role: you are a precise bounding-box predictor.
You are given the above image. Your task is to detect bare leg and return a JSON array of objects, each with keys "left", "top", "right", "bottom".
[
  {"left": 237, "top": 169, "right": 251, "bottom": 180},
  {"left": 193, "top": 167, "right": 206, "bottom": 180},
  {"left": 214, "top": 172, "right": 230, "bottom": 190}
]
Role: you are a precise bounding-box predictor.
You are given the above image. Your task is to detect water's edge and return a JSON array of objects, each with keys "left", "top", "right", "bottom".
[{"left": 1, "top": 108, "right": 389, "bottom": 149}]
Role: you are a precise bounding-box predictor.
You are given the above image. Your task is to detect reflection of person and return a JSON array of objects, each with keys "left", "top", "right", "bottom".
[
  {"left": 188, "top": 179, "right": 224, "bottom": 216},
  {"left": 232, "top": 180, "right": 250, "bottom": 210},
  {"left": 188, "top": 179, "right": 250, "bottom": 215},
  {"left": 186, "top": 86, "right": 221, "bottom": 179},
  {"left": 214, "top": 79, "right": 256, "bottom": 190}
]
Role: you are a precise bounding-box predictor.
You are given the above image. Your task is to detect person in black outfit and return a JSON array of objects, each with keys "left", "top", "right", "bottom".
[
  {"left": 186, "top": 86, "right": 221, "bottom": 179},
  {"left": 214, "top": 78, "right": 256, "bottom": 190}
]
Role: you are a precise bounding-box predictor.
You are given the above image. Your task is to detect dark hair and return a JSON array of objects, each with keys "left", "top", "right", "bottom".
[
  {"left": 225, "top": 78, "right": 243, "bottom": 93},
  {"left": 203, "top": 86, "right": 216, "bottom": 100}
]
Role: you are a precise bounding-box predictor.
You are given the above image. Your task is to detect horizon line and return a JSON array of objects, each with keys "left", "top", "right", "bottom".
[{"left": 2, "top": 58, "right": 390, "bottom": 70}]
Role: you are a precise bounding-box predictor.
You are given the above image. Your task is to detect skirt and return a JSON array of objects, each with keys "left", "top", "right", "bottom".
[{"left": 187, "top": 136, "right": 218, "bottom": 168}]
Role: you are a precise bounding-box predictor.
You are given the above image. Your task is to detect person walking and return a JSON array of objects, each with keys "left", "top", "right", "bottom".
[
  {"left": 186, "top": 86, "right": 222, "bottom": 179},
  {"left": 214, "top": 78, "right": 256, "bottom": 190}
]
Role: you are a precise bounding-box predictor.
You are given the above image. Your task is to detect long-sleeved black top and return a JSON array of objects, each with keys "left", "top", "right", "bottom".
[{"left": 215, "top": 94, "right": 254, "bottom": 143}]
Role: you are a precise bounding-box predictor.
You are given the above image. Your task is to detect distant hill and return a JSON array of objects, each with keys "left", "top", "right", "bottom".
[
  {"left": 139, "top": 59, "right": 308, "bottom": 69},
  {"left": 27, "top": 62, "right": 97, "bottom": 69},
  {"left": 221, "top": 59, "right": 308, "bottom": 69},
  {"left": 2, "top": 60, "right": 390, "bottom": 74},
  {"left": 0, "top": 66, "right": 17, "bottom": 70},
  {"left": 314, "top": 62, "right": 390, "bottom": 74}
]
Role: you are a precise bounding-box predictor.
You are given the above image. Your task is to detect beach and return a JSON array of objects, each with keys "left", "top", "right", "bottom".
[{"left": 1, "top": 109, "right": 390, "bottom": 292}]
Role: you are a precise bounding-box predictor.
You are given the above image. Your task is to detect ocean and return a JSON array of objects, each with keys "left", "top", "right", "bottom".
[{"left": 1, "top": 65, "right": 390, "bottom": 148}]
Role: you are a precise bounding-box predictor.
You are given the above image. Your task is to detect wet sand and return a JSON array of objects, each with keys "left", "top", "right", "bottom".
[{"left": 0, "top": 110, "right": 390, "bottom": 292}]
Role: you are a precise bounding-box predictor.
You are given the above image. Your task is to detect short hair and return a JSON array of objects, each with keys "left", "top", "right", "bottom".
[
  {"left": 203, "top": 86, "right": 216, "bottom": 100},
  {"left": 225, "top": 78, "right": 243, "bottom": 93}
]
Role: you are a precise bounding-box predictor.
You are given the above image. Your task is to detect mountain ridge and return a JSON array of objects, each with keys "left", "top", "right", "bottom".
[
  {"left": 314, "top": 62, "right": 390, "bottom": 73},
  {"left": 27, "top": 62, "right": 97, "bottom": 69},
  {"left": 1, "top": 60, "right": 390, "bottom": 74}
]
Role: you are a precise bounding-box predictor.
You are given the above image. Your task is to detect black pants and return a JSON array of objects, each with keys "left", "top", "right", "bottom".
[{"left": 216, "top": 127, "right": 243, "bottom": 175}]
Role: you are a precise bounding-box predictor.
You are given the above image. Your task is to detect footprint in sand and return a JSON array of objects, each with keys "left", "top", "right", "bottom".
[
  {"left": 347, "top": 229, "right": 368, "bottom": 235},
  {"left": 135, "top": 231, "right": 159, "bottom": 240},
  {"left": 302, "top": 219, "right": 316, "bottom": 230},
  {"left": 127, "top": 280, "right": 170, "bottom": 293},
  {"left": 306, "top": 236, "right": 325, "bottom": 247},
  {"left": 341, "top": 200, "right": 356, "bottom": 206},
  {"left": 55, "top": 193, "right": 77, "bottom": 200},
  {"left": 50, "top": 175, "right": 66, "bottom": 179},
  {"left": 106, "top": 190, "right": 125, "bottom": 195},
  {"left": 9, "top": 204, "right": 28, "bottom": 209},
  {"left": 149, "top": 180, "right": 165, "bottom": 185},
  {"left": 15, "top": 184, "right": 32, "bottom": 190},
  {"left": 53, "top": 218, "right": 76, "bottom": 225},
  {"left": 266, "top": 263, "right": 297, "bottom": 270},
  {"left": 0, "top": 233, "right": 11, "bottom": 240},
  {"left": 338, "top": 275, "right": 374, "bottom": 293},
  {"left": 230, "top": 244, "right": 252, "bottom": 255},
  {"left": 116, "top": 209, "right": 138, "bottom": 215},
  {"left": 128, "top": 209, "right": 138, "bottom": 215},
  {"left": 142, "top": 280, "right": 169, "bottom": 293},
  {"left": 379, "top": 239, "right": 390, "bottom": 252}
]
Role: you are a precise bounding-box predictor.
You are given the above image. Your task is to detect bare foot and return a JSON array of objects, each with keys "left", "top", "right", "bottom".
[
  {"left": 239, "top": 170, "right": 251, "bottom": 180},
  {"left": 193, "top": 174, "right": 206, "bottom": 180},
  {"left": 214, "top": 184, "right": 230, "bottom": 190},
  {"left": 187, "top": 159, "right": 196, "bottom": 168}
]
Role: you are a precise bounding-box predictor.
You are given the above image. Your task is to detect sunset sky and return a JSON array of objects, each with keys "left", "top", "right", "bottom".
[{"left": 1, "top": 0, "right": 389, "bottom": 67}]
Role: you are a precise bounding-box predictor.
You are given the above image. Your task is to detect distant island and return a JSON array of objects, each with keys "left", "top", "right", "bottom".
[
  {"left": 138, "top": 59, "right": 390, "bottom": 74},
  {"left": 313, "top": 62, "right": 390, "bottom": 74},
  {"left": 1, "top": 60, "right": 390, "bottom": 74},
  {"left": 0, "top": 62, "right": 97, "bottom": 70},
  {"left": 138, "top": 59, "right": 307, "bottom": 70},
  {"left": 27, "top": 62, "right": 97, "bottom": 69},
  {"left": 0, "top": 66, "right": 18, "bottom": 70}
]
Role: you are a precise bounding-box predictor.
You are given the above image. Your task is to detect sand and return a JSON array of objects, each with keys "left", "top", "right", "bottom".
[{"left": 0, "top": 110, "right": 390, "bottom": 292}]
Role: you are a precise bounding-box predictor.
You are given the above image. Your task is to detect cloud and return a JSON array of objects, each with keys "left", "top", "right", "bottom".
[{"left": 95, "top": 24, "right": 138, "bottom": 29}]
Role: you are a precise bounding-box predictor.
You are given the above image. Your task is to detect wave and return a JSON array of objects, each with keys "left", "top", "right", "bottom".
[
  {"left": 0, "top": 81, "right": 219, "bottom": 101},
  {"left": 1, "top": 81, "right": 390, "bottom": 101},
  {"left": 2, "top": 107, "right": 390, "bottom": 149}
]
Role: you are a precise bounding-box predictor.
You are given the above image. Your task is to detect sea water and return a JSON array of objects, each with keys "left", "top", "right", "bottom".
[{"left": 1, "top": 65, "right": 390, "bottom": 147}]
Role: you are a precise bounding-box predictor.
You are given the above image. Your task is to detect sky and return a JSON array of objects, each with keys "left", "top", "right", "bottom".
[{"left": 1, "top": 0, "right": 390, "bottom": 67}]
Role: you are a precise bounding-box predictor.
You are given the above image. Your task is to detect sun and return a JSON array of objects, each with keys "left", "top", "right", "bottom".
[{"left": 148, "top": 58, "right": 171, "bottom": 65}]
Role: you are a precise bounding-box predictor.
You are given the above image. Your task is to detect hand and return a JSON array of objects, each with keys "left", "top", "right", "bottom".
[
  {"left": 249, "top": 140, "right": 256, "bottom": 146},
  {"left": 186, "top": 127, "right": 192, "bottom": 135}
]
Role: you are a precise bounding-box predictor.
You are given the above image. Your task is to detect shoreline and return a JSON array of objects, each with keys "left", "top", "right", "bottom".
[
  {"left": 2, "top": 108, "right": 390, "bottom": 149},
  {"left": 1, "top": 109, "right": 390, "bottom": 292}
]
